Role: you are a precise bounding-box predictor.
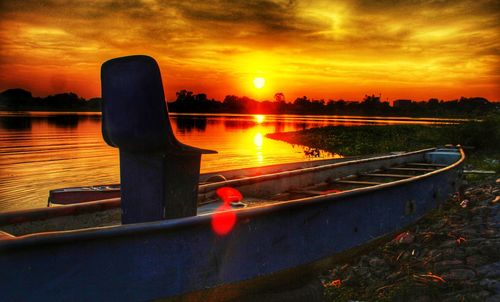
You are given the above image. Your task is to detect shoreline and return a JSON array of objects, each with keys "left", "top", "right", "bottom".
[
  {"left": 266, "top": 125, "right": 499, "bottom": 301},
  {"left": 0, "top": 108, "right": 487, "bottom": 120}
]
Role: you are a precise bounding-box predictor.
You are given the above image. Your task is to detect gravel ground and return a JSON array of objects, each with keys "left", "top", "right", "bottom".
[{"left": 320, "top": 178, "right": 500, "bottom": 302}]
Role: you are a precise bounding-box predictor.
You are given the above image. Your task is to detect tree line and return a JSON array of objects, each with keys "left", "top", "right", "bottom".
[
  {"left": 1, "top": 88, "right": 497, "bottom": 117},
  {"left": 0, "top": 89, "right": 101, "bottom": 111}
]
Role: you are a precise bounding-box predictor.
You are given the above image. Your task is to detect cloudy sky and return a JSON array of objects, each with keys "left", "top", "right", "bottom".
[{"left": 0, "top": 0, "right": 498, "bottom": 101}]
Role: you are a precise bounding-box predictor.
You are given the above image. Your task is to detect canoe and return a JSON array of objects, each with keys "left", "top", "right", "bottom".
[
  {"left": 0, "top": 146, "right": 464, "bottom": 301},
  {"left": 46, "top": 156, "right": 360, "bottom": 206},
  {"left": 0, "top": 56, "right": 466, "bottom": 301}
]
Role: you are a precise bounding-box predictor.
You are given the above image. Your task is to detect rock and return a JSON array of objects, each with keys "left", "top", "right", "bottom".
[
  {"left": 477, "top": 262, "right": 500, "bottom": 278},
  {"left": 471, "top": 205, "right": 489, "bottom": 216},
  {"left": 420, "top": 248, "right": 429, "bottom": 258},
  {"left": 480, "top": 278, "right": 500, "bottom": 294},
  {"left": 466, "top": 255, "right": 489, "bottom": 266},
  {"left": 368, "top": 257, "right": 385, "bottom": 268},
  {"left": 442, "top": 269, "right": 476, "bottom": 281},
  {"left": 427, "top": 249, "right": 442, "bottom": 259},
  {"left": 464, "top": 246, "right": 480, "bottom": 257},
  {"left": 399, "top": 251, "right": 411, "bottom": 261},
  {"left": 441, "top": 248, "right": 465, "bottom": 259},
  {"left": 478, "top": 290, "right": 492, "bottom": 299},
  {"left": 481, "top": 229, "right": 497, "bottom": 238},
  {"left": 479, "top": 199, "right": 491, "bottom": 207},
  {"left": 342, "top": 274, "right": 357, "bottom": 286},
  {"left": 395, "top": 231, "right": 415, "bottom": 244},
  {"left": 431, "top": 220, "right": 446, "bottom": 229},
  {"left": 478, "top": 240, "right": 499, "bottom": 256},
  {"left": 440, "top": 240, "right": 457, "bottom": 248},
  {"left": 434, "top": 259, "right": 464, "bottom": 273},
  {"left": 486, "top": 295, "right": 500, "bottom": 302},
  {"left": 461, "top": 228, "right": 479, "bottom": 238},
  {"left": 472, "top": 215, "right": 484, "bottom": 225},
  {"left": 385, "top": 271, "right": 402, "bottom": 281},
  {"left": 354, "top": 266, "right": 370, "bottom": 277},
  {"left": 441, "top": 296, "right": 457, "bottom": 302},
  {"left": 491, "top": 209, "right": 500, "bottom": 224},
  {"left": 413, "top": 296, "right": 432, "bottom": 302},
  {"left": 359, "top": 255, "right": 370, "bottom": 265}
]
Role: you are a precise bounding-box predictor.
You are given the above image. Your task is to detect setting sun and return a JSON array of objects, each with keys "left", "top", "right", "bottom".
[{"left": 253, "top": 77, "right": 265, "bottom": 89}]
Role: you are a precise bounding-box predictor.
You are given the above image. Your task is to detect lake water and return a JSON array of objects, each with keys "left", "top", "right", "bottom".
[{"left": 0, "top": 112, "right": 460, "bottom": 212}]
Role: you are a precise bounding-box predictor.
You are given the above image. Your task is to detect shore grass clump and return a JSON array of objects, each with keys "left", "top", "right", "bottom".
[{"left": 267, "top": 114, "right": 499, "bottom": 175}]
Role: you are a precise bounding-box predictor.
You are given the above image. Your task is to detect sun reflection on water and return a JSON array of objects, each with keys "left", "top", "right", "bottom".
[
  {"left": 253, "top": 132, "right": 263, "bottom": 147},
  {"left": 254, "top": 114, "right": 265, "bottom": 124}
]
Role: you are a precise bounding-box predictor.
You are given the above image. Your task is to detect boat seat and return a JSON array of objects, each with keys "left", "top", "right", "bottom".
[{"left": 101, "top": 55, "right": 217, "bottom": 224}]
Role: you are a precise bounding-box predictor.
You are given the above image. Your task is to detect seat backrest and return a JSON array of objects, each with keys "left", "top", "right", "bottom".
[{"left": 101, "top": 55, "right": 178, "bottom": 152}]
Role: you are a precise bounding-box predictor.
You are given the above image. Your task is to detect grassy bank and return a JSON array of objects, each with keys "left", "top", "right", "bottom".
[{"left": 267, "top": 114, "right": 499, "bottom": 176}]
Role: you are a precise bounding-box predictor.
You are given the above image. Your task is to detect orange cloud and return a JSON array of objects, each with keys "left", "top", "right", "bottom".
[{"left": 0, "top": 0, "right": 498, "bottom": 101}]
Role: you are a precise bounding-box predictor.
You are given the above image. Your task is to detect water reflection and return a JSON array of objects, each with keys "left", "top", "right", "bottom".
[
  {"left": 223, "top": 119, "right": 257, "bottom": 130},
  {"left": 274, "top": 121, "right": 285, "bottom": 133},
  {"left": 253, "top": 132, "right": 264, "bottom": 163},
  {"left": 254, "top": 115, "right": 265, "bottom": 124},
  {"left": 0, "top": 113, "right": 102, "bottom": 130},
  {"left": 46, "top": 115, "right": 80, "bottom": 128},
  {"left": 174, "top": 116, "right": 207, "bottom": 133},
  {"left": 253, "top": 132, "right": 263, "bottom": 147},
  {"left": 0, "top": 116, "right": 32, "bottom": 130},
  {"left": 0, "top": 112, "right": 463, "bottom": 212}
]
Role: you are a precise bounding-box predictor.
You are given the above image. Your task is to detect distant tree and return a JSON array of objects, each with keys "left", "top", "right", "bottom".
[
  {"left": 85, "top": 97, "right": 102, "bottom": 110},
  {"left": 223, "top": 95, "right": 244, "bottom": 112},
  {"left": 175, "top": 90, "right": 194, "bottom": 103},
  {"left": 44, "top": 92, "right": 84, "bottom": 108},
  {"left": 362, "top": 94, "right": 381, "bottom": 105},
  {"left": 274, "top": 92, "right": 285, "bottom": 102},
  {"left": 0, "top": 88, "right": 34, "bottom": 108},
  {"left": 1, "top": 88, "right": 32, "bottom": 100},
  {"left": 1, "top": 87, "right": 496, "bottom": 117},
  {"left": 428, "top": 98, "right": 439, "bottom": 105},
  {"left": 194, "top": 93, "right": 207, "bottom": 102}
]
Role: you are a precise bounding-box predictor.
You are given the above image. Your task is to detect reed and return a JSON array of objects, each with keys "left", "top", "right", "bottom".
[{"left": 267, "top": 114, "right": 500, "bottom": 175}]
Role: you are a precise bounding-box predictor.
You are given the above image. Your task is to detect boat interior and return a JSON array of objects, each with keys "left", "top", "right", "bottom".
[{"left": 197, "top": 148, "right": 460, "bottom": 212}]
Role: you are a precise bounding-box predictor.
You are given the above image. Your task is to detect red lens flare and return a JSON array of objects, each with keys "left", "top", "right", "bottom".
[
  {"left": 211, "top": 187, "right": 242, "bottom": 236},
  {"left": 216, "top": 187, "right": 243, "bottom": 204},
  {"left": 212, "top": 204, "right": 237, "bottom": 236}
]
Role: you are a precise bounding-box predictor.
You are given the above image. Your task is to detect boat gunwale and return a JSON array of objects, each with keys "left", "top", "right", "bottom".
[
  {"left": 198, "top": 147, "right": 436, "bottom": 193},
  {"left": 0, "top": 147, "right": 464, "bottom": 249}
]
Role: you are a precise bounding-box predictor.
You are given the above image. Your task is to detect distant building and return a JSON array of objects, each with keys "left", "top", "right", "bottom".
[{"left": 393, "top": 99, "right": 412, "bottom": 108}]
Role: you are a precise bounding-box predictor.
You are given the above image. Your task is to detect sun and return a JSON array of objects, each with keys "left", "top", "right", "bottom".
[{"left": 253, "top": 77, "right": 265, "bottom": 89}]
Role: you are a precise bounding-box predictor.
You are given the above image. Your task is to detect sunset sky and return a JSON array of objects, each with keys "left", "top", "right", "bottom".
[{"left": 0, "top": 0, "right": 498, "bottom": 102}]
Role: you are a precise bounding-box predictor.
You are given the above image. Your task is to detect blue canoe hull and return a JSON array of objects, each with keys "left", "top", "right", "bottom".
[{"left": 0, "top": 148, "right": 464, "bottom": 301}]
